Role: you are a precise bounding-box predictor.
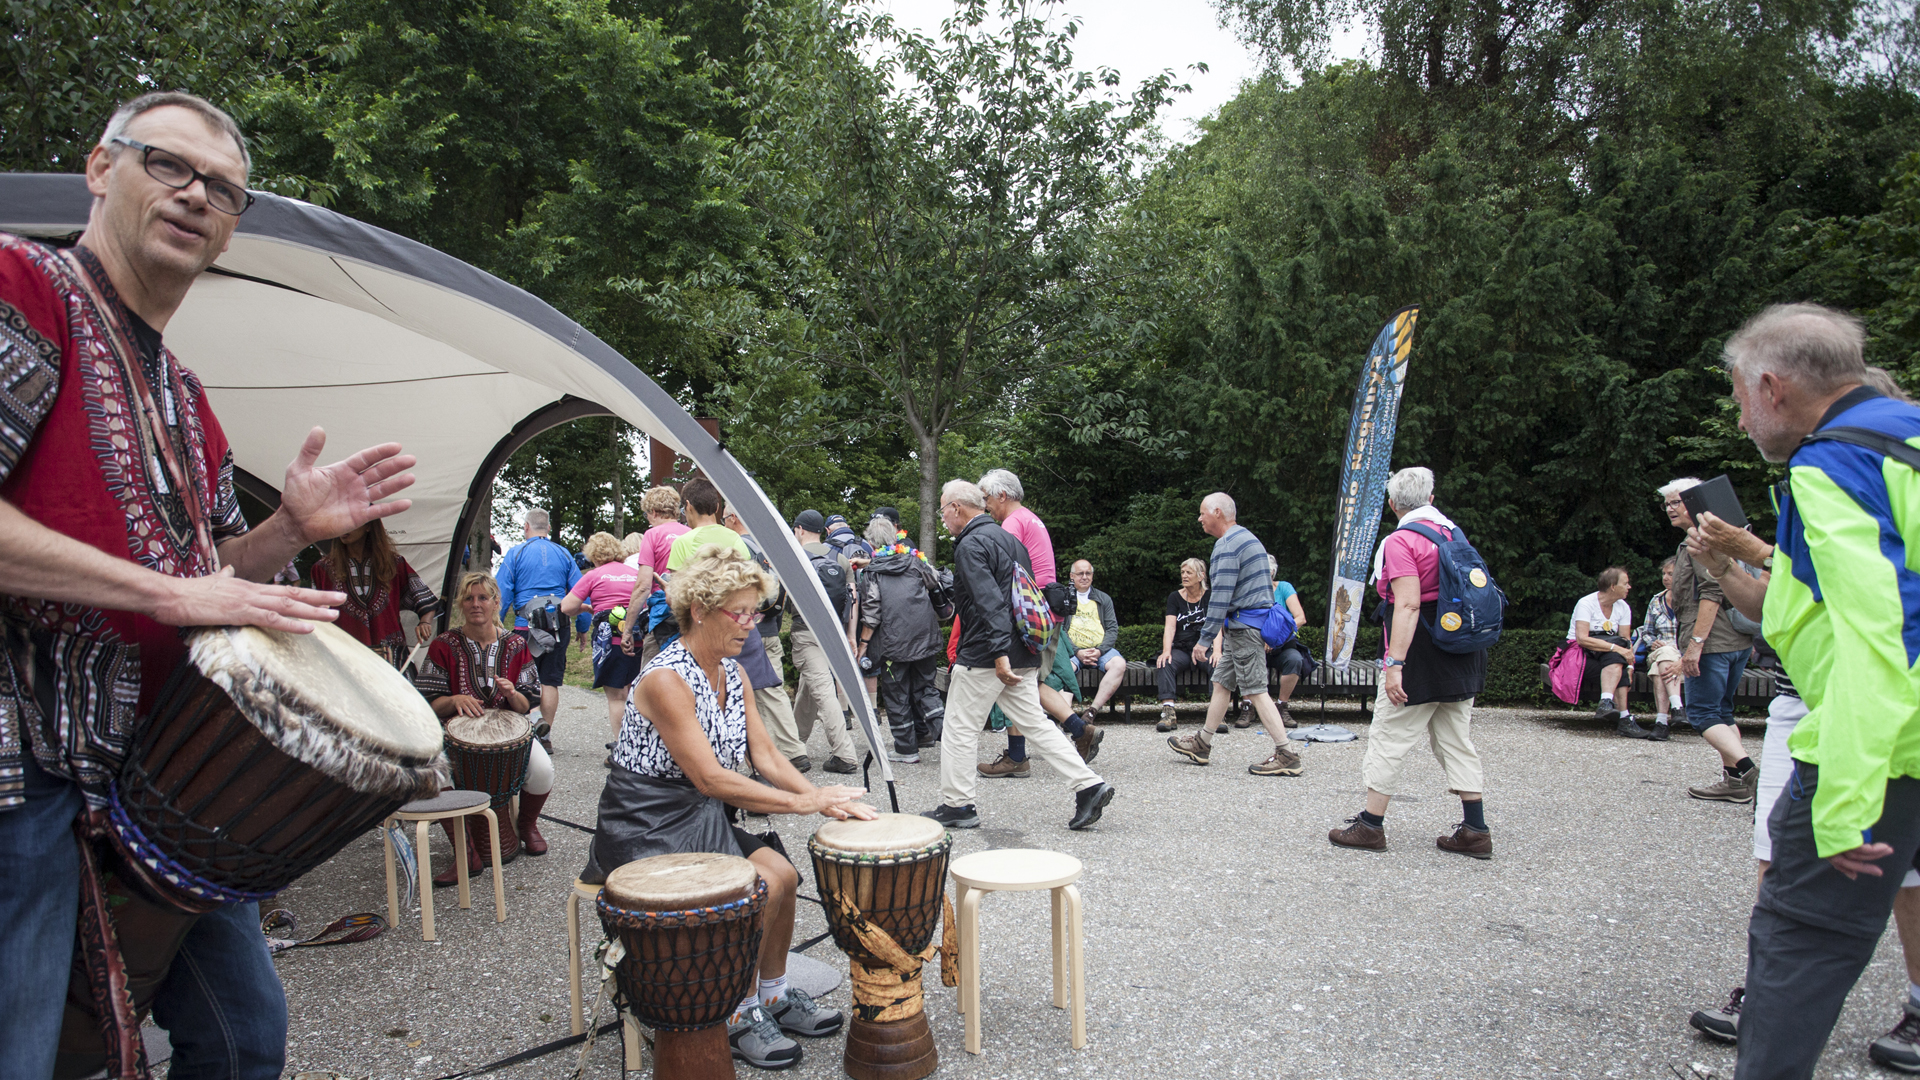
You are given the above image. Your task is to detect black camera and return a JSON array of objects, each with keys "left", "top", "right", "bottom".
[{"left": 858, "top": 654, "right": 876, "bottom": 675}]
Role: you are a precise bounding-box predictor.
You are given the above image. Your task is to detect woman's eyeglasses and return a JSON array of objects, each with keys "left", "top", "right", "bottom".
[{"left": 715, "top": 608, "right": 762, "bottom": 627}]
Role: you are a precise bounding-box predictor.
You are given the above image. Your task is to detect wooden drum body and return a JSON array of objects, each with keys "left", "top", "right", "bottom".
[
  {"left": 444, "top": 708, "right": 532, "bottom": 860},
  {"left": 599, "top": 852, "right": 768, "bottom": 1080},
  {"left": 59, "top": 622, "right": 447, "bottom": 1077},
  {"left": 810, "top": 814, "right": 951, "bottom": 1080}
]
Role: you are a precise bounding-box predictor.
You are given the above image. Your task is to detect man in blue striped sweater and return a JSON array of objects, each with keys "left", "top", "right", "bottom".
[{"left": 1167, "top": 493, "right": 1305, "bottom": 776}]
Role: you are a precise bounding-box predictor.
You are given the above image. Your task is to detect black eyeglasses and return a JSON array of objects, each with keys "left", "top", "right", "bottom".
[{"left": 111, "top": 137, "right": 253, "bottom": 216}]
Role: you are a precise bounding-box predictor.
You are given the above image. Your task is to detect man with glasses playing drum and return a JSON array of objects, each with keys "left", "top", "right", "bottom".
[
  {"left": 585, "top": 543, "right": 876, "bottom": 1070},
  {"left": 0, "top": 92, "right": 421, "bottom": 1078}
]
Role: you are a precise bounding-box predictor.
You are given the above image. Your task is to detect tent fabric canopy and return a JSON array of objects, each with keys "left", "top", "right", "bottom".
[{"left": 0, "top": 172, "right": 892, "bottom": 788}]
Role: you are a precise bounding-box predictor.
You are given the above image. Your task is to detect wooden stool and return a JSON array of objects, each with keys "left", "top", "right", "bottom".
[
  {"left": 950, "top": 849, "right": 1086, "bottom": 1055},
  {"left": 382, "top": 790, "right": 506, "bottom": 940},
  {"left": 565, "top": 878, "right": 644, "bottom": 1069}
]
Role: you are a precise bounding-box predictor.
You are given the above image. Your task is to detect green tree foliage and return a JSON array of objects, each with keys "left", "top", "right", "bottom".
[{"left": 495, "top": 418, "right": 643, "bottom": 551}]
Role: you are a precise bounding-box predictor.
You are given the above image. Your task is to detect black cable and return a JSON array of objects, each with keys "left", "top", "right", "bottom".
[
  {"left": 538, "top": 813, "right": 596, "bottom": 834},
  {"left": 430, "top": 1019, "right": 622, "bottom": 1079},
  {"left": 795, "top": 929, "right": 834, "bottom": 953}
]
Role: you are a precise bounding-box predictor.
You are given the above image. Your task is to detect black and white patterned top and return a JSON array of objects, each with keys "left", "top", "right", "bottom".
[{"left": 611, "top": 640, "right": 747, "bottom": 779}]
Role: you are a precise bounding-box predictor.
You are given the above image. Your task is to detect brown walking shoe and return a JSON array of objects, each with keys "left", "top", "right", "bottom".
[
  {"left": 1436, "top": 823, "right": 1493, "bottom": 859},
  {"left": 1168, "top": 732, "right": 1211, "bottom": 765},
  {"left": 1277, "top": 700, "right": 1297, "bottom": 728},
  {"left": 1232, "top": 700, "right": 1254, "bottom": 728},
  {"left": 978, "top": 752, "right": 1031, "bottom": 778},
  {"left": 1688, "top": 766, "right": 1758, "bottom": 803},
  {"left": 1328, "top": 815, "right": 1386, "bottom": 851},
  {"left": 1248, "top": 746, "right": 1304, "bottom": 776},
  {"left": 1074, "top": 721, "right": 1104, "bottom": 764},
  {"left": 1156, "top": 703, "right": 1177, "bottom": 732}
]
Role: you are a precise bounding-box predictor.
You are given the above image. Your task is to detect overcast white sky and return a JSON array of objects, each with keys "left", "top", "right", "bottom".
[{"left": 872, "top": 0, "right": 1367, "bottom": 142}]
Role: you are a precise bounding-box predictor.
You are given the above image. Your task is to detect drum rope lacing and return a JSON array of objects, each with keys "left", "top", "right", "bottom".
[{"left": 596, "top": 877, "right": 770, "bottom": 1033}]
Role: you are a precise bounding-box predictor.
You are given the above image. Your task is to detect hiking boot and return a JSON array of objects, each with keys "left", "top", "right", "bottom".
[
  {"left": 1436, "top": 823, "right": 1493, "bottom": 859},
  {"left": 767, "top": 987, "right": 843, "bottom": 1038},
  {"left": 1870, "top": 1000, "right": 1920, "bottom": 1072},
  {"left": 1650, "top": 719, "right": 1671, "bottom": 741},
  {"left": 1168, "top": 732, "right": 1211, "bottom": 765},
  {"left": 922, "top": 803, "right": 981, "bottom": 829},
  {"left": 1688, "top": 766, "right": 1758, "bottom": 803},
  {"left": 916, "top": 732, "right": 940, "bottom": 748},
  {"left": 1328, "top": 815, "right": 1386, "bottom": 851},
  {"left": 1233, "top": 700, "right": 1254, "bottom": 728},
  {"left": 789, "top": 754, "right": 812, "bottom": 774},
  {"left": 1616, "top": 715, "right": 1652, "bottom": 739},
  {"left": 1689, "top": 986, "right": 1742, "bottom": 1043},
  {"left": 1670, "top": 704, "right": 1688, "bottom": 729},
  {"left": 978, "top": 752, "right": 1030, "bottom": 778},
  {"left": 1068, "top": 782, "right": 1114, "bottom": 830},
  {"left": 728, "top": 1002, "right": 802, "bottom": 1069},
  {"left": 1156, "top": 703, "right": 1177, "bottom": 732},
  {"left": 1249, "top": 746, "right": 1304, "bottom": 777},
  {"left": 1074, "top": 722, "right": 1104, "bottom": 764},
  {"left": 1277, "top": 700, "right": 1297, "bottom": 729},
  {"left": 823, "top": 756, "right": 858, "bottom": 774},
  {"left": 1595, "top": 698, "right": 1622, "bottom": 723}
]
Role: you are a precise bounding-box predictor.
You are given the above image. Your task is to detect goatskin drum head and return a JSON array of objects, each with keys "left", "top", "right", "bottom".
[
  {"left": 604, "top": 852, "right": 759, "bottom": 912},
  {"left": 812, "top": 812, "right": 946, "bottom": 854},
  {"left": 445, "top": 709, "right": 531, "bottom": 749},
  {"left": 194, "top": 621, "right": 443, "bottom": 761}
]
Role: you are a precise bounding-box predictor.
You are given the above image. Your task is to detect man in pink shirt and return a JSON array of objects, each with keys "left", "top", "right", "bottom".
[
  {"left": 622, "top": 485, "right": 690, "bottom": 665},
  {"left": 1327, "top": 466, "right": 1493, "bottom": 859}
]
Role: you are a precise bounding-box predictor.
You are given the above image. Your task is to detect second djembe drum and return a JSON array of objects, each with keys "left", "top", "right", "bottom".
[
  {"left": 443, "top": 708, "right": 533, "bottom": 860},
  {"left": 810, "top": 813, "right": 952, "bottom": 1080},
  {"left": 599, "top": 852, "right": 768, "bottom": 1079}
]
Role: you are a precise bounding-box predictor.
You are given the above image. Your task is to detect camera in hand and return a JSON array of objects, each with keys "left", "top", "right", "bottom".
[{"left": 858, "top": 654, "right": 876, "bottom": 675}]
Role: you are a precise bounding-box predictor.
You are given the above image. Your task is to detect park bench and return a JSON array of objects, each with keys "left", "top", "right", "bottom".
[
  {"left": 1075, "top": 657, "right": 1380, "bottom": 719},
  {"left": 1535, "top": 659, "right": 1776, "bottom": 710}
]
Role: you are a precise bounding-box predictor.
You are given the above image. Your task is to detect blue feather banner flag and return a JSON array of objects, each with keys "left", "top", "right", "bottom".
[{"left": 1327, "top": 306, "right": 1419, "bottom": 670}]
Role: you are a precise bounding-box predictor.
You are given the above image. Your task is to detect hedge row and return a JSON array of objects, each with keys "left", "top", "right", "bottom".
[{"left": 1108, "top": 623, "right": 1563, "bottom": 707}]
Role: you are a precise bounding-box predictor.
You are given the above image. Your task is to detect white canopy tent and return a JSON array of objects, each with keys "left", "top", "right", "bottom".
[{"left": 0, "top": 172, "right": 895, "bottom": 795}]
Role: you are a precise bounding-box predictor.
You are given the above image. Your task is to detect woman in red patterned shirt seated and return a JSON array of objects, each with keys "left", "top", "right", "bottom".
[{"left": 309, "top": 518, "right": 437, "bottom": 668}]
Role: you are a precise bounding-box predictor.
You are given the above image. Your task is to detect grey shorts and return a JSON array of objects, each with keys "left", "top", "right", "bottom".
[{"left": 1212, "top": 627, "right": 1268, "bottom": 695}]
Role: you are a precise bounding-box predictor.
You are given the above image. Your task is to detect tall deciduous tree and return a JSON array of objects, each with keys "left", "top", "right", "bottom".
[{"left": 735, "top": 0, "right": 1180, "bottom": 553}]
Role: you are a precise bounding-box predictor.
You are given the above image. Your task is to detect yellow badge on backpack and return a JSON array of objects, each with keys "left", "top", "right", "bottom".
[
  {"left": 1468, "top": 569, "right": 1488, "bottom": 588},
  {"left": 1440, "top": 612, "right": 1463, "bottom": 632}
]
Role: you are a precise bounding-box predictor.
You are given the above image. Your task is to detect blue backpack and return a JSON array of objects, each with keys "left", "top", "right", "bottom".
[
  {"left": 1231, "top": 604, "right": 1298, "bottom": 649},
  {"left": 1398, "top": 522, "right": 1505, "bottom": 653}
]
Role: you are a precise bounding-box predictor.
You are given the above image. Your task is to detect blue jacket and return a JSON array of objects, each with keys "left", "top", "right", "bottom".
[{"left": 497, "top": 536, "right": 583, "bottom": 628}]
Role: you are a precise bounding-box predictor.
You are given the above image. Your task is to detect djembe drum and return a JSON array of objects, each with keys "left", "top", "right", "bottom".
[
  {"left": 598, "top": 852, "right": 768, "bottom": 1079},
  {"left": 443, "top": 708, "right": 533, "bottom": 861},
  {"left": 810, "top": 814, "right": 952, "bottom": 1080},
  {"left": 55, "top": 621, "right": 447, "bottom": 1078}
]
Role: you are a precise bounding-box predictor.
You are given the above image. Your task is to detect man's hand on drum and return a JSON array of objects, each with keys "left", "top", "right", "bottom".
[
  {"left": 448, "top": 693, "right": 487, "bottom": 718},
  {"left": 805, "top": 785, "right": 878, "bottom": 822},
  {"left": 279, "top": 428, "right": 417, "bottom": 543},
  {"left": 151, "top": 566, "right": 347, "bottom": 634}
]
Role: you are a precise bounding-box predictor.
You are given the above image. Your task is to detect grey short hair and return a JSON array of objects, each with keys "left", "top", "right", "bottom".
[
  {"left": 1658, "top": 477, "right": 1702, "bottom": 501},
  {"left": 101, "top": 91, "right": 250, "bottom": 175},
  {"left": 1385, "top": 468, "right": 1433, "bottom": 510},
  {"left": 1723, "top": 303, "right": 1867, "bottom": 394},
  {"left": 1864, "top": 365, "right": 1914, "bottom": 404},
  {"left": 525, "top": 509, "right": 551, "bottom": 532},
  {"left": 1071, "top": 559, "right": 1093, "bottom": 575},
  {"left": 864, "top": 516, "right": 897, "bottom": 549},
  {"left": 941, "top": 479, "right": 985, "bottom": 510},
  {"left": 978, "top": 469, "right": 1024, "bottom": 502},
  {"left": 1201, "top": 492, "right": 1236, "bottom": 519}
]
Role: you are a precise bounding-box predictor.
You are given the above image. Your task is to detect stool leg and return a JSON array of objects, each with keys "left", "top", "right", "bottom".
[
  {"left": 1064, "top": 883, "right": 1086, "bottom": 1049},
  {"left": 961, "top": 887, "right": 983, "bottom": 1055},
  {"left": 482, "top": 808, "right": 506, "bottom": 921},
  {"left": 416, "top": 819, "right": 436, "bottom": 941},
  {"left": 567, "top": 891, "right": 584, "bottom": 1036},
  {"left": 621, "top": 1010, "right": 643, "bottom": 1072},
  {"left": 1051, "top": 886, "right": 1068, "bottom": 1008},
  {"left": 454, "top": 814, "right": 472, "bottom": 910},
  {"left": 383, "top": 818, "right": 399, "bottom": 930},
  {"left": 954, "top": 882, "right": 969, "bottom": 1015}
]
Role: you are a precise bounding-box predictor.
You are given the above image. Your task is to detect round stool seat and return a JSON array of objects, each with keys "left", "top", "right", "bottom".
[
  {"left": 397, "top": 789, "right": 491, "bottom": 815},
  {"left": 951, "top": 849, "right": 1082, "bottom": 893}
]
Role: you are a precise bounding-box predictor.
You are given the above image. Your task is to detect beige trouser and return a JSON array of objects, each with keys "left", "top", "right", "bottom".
[
  {"left": 940, "top": 665, "right": 1100, "bottom": 809},
  {"left": 791, "top": 627, "right": 856, "bottom": 761},
  {"left": 1361, "top": 685, "right": 1484, "bottom": 796},
  {"left": 755, "top": 631, "right": 806, "bottom": 760}
]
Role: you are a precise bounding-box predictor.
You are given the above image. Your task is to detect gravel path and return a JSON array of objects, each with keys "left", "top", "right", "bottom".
[{"left": 263, "top": 687, "right": 1907, "bottom": 1079}]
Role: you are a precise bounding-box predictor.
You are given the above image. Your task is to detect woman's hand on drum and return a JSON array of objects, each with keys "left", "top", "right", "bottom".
[
  {"left": 449, "top": 693, "right": 487, "bottom": 718},
  {"left": 153, "top": 566, "right": 346, "bottom": 633},
  {"left": 805, "top": 785, "right": 877, "bottom": 821}
]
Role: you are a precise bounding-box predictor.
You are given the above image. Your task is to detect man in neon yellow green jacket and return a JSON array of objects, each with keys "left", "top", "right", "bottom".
[{"left": 1725, "top": 303, "right": 1920, "bottom": 1080}]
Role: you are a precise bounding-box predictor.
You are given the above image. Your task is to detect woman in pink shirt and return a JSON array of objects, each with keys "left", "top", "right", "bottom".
[
  {"left": 565, "top": 531, "right": 645, "bottom": 736},
  {"left": 623, "top": 486, "right": 690, "bottom": 661}
]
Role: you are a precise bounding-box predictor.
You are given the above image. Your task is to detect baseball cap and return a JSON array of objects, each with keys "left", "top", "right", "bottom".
[{"left": 792, "top": 509, "right": 825, "bottom": 533}]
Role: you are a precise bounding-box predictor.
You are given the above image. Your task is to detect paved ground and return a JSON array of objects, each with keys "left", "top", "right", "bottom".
[{"left": 265, "top": 687, "right": 1912, "bottom": 1079}]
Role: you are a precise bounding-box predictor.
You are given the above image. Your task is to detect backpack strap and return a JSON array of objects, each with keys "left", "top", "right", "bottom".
[
  {"left": 1397, "top": 521, "right": 1454, "bottom": 546},
  {"left": 1801, "top": 426, "right": 1920, "bottom": 472}
]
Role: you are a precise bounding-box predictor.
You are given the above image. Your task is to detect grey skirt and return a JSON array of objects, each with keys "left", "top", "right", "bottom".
[{"left": 581, "top": 768, "right": 744, "bottom": 884}]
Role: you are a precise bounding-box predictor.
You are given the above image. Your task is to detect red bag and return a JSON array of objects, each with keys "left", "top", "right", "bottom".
[{"left": 1548, "top": 640, "right": 1587, "bottom": 704}]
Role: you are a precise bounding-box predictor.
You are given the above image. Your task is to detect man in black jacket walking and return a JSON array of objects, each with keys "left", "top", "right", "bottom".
[{"left": 924, "top": 480, "right": 1115, "bottom": 830}]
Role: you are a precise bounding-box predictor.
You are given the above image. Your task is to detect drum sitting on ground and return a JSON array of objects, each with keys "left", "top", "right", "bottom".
[
  {"left": 810, "top": 813, "right": 951, "bottom": 1080},
  {"left": 599, "top": 852, "right": 768, "bottom": 1080},
  {"left": 444, "top": 708, "right": 533, "bottom": 861},
  {"left": 57, "top": 621, "right": 447, "bottom": 1078}
]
